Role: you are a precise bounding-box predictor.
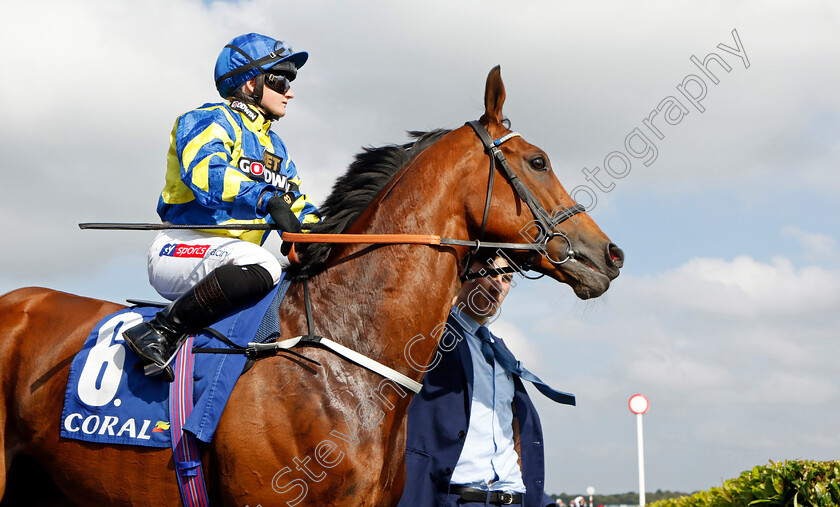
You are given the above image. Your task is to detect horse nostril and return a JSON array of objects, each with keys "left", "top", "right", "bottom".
[{"left": 607, "top": 243, "right": 624, "bottom": 268}]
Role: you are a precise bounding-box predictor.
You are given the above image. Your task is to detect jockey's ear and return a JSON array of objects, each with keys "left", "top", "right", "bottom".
[
  {"left": 481, "top": 65, "right": 506, "bottom": 124},
  {"left": 241, "top": 78, "right": 257, "bottom": 95}
]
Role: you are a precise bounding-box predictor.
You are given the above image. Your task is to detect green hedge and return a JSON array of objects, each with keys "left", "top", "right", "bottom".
[{"left": 651, "top": 460, "right": 840, "bottom": 507}]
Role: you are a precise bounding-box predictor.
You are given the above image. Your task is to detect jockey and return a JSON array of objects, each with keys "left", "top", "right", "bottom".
[{"left": 123, "top": 33, "right": 320, "bottom": 382}]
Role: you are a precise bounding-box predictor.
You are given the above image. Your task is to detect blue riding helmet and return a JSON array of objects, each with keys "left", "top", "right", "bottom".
[{"left": 214, "top": 33, "right": 309, "bottom": 98}]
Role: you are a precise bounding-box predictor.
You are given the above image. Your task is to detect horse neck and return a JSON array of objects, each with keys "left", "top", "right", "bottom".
[{"left": 290, "top": 129, "right": 479, "bottom": 384}]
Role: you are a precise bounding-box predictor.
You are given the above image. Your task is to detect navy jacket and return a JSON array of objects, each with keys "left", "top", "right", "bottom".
[{"left": 398, "top": 316, "right": 555, "bottom": 507}]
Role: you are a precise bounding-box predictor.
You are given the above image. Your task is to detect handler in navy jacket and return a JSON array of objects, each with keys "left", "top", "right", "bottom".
[{"left": 399, "top": 253, "right": 575, "bottom": 507}]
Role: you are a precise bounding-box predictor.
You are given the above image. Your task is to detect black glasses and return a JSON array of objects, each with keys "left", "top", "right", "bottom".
[
  {"left": 463, "top": 267, "right": 515, "bottom": 283},
  {"left": 265, "top": 72, "right": 291, "bottom": 94}
]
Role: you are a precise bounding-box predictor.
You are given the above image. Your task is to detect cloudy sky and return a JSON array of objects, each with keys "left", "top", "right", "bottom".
[{"left": 2, "top": 0, "right": 838, "bottom": 497}]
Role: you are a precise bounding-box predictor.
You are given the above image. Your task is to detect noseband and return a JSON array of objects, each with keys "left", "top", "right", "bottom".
[{"left": 462, "top": 121, "right": 585, "bottom": 280}]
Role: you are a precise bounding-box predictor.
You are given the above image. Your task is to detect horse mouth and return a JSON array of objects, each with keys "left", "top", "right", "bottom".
[
  {"left": 573, "top": 253, "right": 602, "bottom": 275},
  {"left": 562, "top": 254, "right": 612, "bottom": 299}
]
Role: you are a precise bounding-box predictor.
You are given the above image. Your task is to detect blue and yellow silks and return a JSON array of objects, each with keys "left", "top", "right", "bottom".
[{"left": 157, "top": 100, "right": 320, "bottom": 245}]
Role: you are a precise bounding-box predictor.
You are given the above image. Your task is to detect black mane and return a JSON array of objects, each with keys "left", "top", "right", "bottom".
[{"left": 288, "top": 129, "right": 451, "bottom": 279}]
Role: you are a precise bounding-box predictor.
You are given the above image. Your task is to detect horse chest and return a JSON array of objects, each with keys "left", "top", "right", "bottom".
[{"left": 212, "top": 358, "right": 410, "bottom": 506}]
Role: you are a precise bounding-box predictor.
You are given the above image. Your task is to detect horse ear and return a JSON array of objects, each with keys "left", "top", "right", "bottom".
[{"left": 482, "top": 65, "right": 506, "bottom": 124}]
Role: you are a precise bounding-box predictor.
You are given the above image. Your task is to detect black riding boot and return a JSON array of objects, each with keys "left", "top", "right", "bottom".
[
  {"left": 123, "top": 270, "right": 231, "bottom": 381},
  {"left": 123, "top": 264, "right": 274, "bottom": 381}
]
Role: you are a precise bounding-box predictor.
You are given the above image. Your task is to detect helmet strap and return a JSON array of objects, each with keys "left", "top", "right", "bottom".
[
  {"left": 235, "top": 74, "right": 279, "bottom": 122},
  {"left": 251, "top": 73, "right": 265, "bottom": 105}
]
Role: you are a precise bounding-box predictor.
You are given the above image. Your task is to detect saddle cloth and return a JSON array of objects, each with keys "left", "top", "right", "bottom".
[{"left": 60, "top": 276, "right": 290, "bottom": 448}]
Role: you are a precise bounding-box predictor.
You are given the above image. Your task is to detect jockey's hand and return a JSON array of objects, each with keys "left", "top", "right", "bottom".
[
  {"left": 266, "top": 194, "right": 303, "bottom": 234},
  {"left": 265, "top": 194, "right": 302, "bottom": 257}
]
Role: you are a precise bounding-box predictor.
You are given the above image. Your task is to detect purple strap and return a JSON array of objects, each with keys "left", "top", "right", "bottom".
[{"left": 169, "top": 335, "right": 210, "bottom": 507}]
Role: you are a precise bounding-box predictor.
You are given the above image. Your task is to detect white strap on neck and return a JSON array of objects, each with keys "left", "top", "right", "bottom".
[{"left": 264, "top": 336, "right": 423, "bottom": 394}]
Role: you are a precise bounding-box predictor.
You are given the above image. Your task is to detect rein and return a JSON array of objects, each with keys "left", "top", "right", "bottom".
[
  {"left": 79, "top": 121, "right": 587, "bottom": 276},
  {"left": 76, "top": 228, "right": 545, "bottom": 252}
]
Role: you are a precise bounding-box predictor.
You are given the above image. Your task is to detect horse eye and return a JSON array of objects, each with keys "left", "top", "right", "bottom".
[{"left": 530, "top": 156, "right": 547, "bottom": 171}]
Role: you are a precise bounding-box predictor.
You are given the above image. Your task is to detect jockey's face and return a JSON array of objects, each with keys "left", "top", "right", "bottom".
[
  {"left": 242, "top": 77, "right": 295, "bottom": 118},
  {"left": 454, "top": 256, "right": 513, "bottom": 325},
  {"left": 260, "top": 79, "right": 294, "bottom": 118}
]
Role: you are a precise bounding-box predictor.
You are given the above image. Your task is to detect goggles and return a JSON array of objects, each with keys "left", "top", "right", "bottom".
[{"left": 265, "top": 72, "right": 292, "bottom": 94}]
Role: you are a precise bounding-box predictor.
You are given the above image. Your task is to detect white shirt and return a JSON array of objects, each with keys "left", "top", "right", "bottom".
[{"left": 449, "top": 307, "right": 526, "bottom": 493}]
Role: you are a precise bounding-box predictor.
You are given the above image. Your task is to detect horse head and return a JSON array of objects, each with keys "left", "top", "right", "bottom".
[
  {"left": 291, "top": 66, "right": 622, "bottom": 300},
  {"left": 460, "top": 65, "right": 624, "bottom": 299}
]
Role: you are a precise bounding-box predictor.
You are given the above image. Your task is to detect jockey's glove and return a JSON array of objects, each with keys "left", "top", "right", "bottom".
[
  {"left": 265, "top": 194, "right": 302, "bottom": 257},
  {"left": 265, "top": 193, "right": 303, "bottom": 234}
]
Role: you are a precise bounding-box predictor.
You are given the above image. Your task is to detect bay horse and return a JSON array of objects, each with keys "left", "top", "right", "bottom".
[{"left": 0, "top": 67, "right": 623, "bottom": 506}]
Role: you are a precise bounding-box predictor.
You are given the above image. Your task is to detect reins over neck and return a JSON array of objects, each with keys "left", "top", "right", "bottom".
[{"left": 79, "top": 120, "right": 586, "bottom": 281}]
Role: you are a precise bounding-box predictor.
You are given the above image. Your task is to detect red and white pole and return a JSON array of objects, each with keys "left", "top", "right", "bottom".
[{"left": 628, "top": 394, "right": 649, "bottom": 506}]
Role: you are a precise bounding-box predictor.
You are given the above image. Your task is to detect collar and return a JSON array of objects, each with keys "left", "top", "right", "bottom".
[
  {"left": 449, "top": 306, "right": 482, "bottom": 338},
  {"left": 227, "top": 99, "right": 272, "bottom": 133}
]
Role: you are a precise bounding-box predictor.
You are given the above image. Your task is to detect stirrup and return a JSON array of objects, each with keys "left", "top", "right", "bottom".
[
  {"left": 142, "top": 334, "right": 188, "bottom": 382},
  {"left": 143, "top": 357, "right": 175, "bottom": 380}
]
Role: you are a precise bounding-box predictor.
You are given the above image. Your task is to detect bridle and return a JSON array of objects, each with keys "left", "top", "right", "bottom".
[
  {"left": 461, "top": 121, "right": 586, "bottom": 280},
  {"left": 79, "top": 120, "right": 587, "bottom": 282}
]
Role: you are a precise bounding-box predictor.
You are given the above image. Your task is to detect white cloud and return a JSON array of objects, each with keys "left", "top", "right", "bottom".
[
  {"left": 614, "top": 252, "right": 840, "bottom": 379},
  {"left": 487, "top": 318, "right": 545, "bottom": 371},
  {"left": 781, "top": 226, "right": 840, "bottom": 263},
  {"left": 624, "top": 353, "right": 736, "bottom": 392},
  {"left": 627, "top": 255, "right": 840, "bottom": 317}
]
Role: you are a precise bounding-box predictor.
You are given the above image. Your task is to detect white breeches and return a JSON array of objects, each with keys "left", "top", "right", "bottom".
[{"left": 146, "top": 229, "right": 283, "bottom": 300}]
